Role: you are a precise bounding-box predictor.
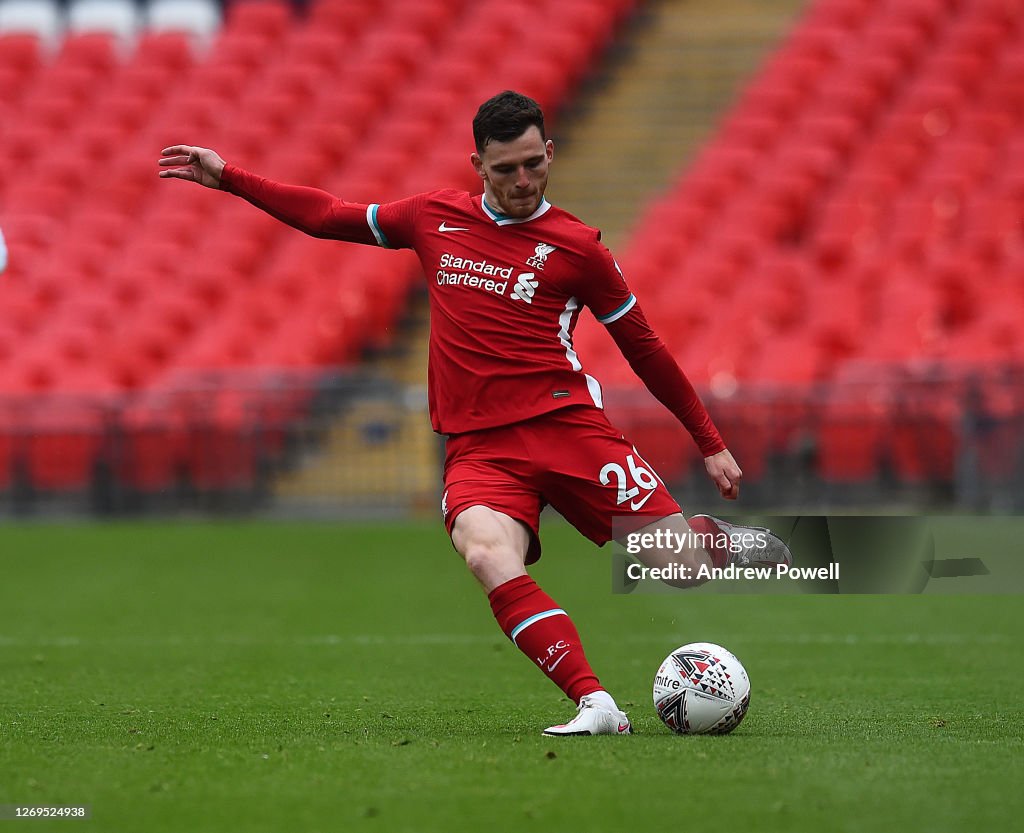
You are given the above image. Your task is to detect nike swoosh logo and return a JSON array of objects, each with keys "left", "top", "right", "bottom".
[
  {"left": 617, "top": 722, "right": 630, "bottom": 733},
  {"left": 630, "top": 490, "right": 655, "bottom": 511},
  {"left": 438, "top": 222, "right": 470, "bottom": 233},
  {"left": 546, "top": 651, "right": 571, "bottom": 673}
]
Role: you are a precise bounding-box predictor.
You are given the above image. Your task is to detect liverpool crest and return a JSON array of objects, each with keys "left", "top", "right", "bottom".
[{"left": 526, "top": 242, "right": 557, "bottom": 270}]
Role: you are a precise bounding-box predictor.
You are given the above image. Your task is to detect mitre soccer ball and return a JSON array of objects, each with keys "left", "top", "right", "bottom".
[{"left": 653, "top": 642, "right": 751, "bottom": 734}]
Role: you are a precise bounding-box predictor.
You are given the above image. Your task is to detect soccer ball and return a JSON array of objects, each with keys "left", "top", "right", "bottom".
[{"left": 653, "top": 642, "right": 751, "bottom": 734}]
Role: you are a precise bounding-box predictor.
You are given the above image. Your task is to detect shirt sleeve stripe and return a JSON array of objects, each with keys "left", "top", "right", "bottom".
[
  {"left": 596, "top": 294, "right": 636, "bottom": 325},
  {"left": 366, "top": 204, "right": 390, "bottom": 248}
]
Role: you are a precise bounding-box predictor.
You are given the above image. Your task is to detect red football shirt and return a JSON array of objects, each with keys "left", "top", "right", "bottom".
[
  {"left": 371, "top": 190, "right": 636, "bottom": 434},
  {"left": 219, "top": 166, "right": 725, "bottom": 454}
]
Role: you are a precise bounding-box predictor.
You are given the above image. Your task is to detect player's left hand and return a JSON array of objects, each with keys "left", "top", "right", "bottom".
[
  {"left": 705, "top": 449, "right": 742, "bottom": 500},
  {"left": 158, "top": 145, "right": 226, "bottom": 189}
]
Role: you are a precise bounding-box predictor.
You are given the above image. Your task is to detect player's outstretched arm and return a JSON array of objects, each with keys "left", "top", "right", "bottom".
[
  {"left": 157, "top": 148, "right": 386, "bottom": 245},
  {"left": 705, "top": 448, "right": 742, "bottom": 501},
  {"left": 158, "top": 145, "right": 225, "bottom": 189}
]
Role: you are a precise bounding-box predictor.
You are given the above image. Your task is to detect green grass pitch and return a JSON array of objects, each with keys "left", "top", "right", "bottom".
[{"left": 1, "top": 520, "right": 1021, "bottom": 832}]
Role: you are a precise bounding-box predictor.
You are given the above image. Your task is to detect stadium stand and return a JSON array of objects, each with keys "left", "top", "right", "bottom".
[
  {"left": 571, "top": 0, "right": 1024, "bottom": 502},
  {"left": 0, "top": 0, "right": 639, "bottom": 506},
  {"left": 1, "top": 0, "right": 1021, "bottom": 511}
]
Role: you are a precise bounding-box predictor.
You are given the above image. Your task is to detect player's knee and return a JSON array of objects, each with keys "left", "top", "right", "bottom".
[
  {"left": 460, "top": 536, "right": 515, "bottom": 577},
  {"left": 451, "top": 506, "right": 530, "bottom": 588}
]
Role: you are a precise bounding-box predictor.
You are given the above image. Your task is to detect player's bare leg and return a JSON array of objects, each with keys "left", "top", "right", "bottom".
[
  {"left": 450, "top": 505, "right": 530, "bottom": 592},
  {"left": 452, "top": 505, "right": 630, "bottom": 736}
]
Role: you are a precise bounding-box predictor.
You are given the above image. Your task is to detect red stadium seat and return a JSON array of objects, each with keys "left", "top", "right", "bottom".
[
  {"left": 817, "top": 398, "right": 887, "bottom": 483},
  {"left": 280, "top": 25, "right": 349, "bottom": 71},
  {"left": 807, "top": 0, "right": 873, "bottom": 30},
  {"left": 386, "top": 0, "right": 454, "bottom": 40},
  {"left": 119, "top": 398, "right": 191, "bottom": 491},
  {"left": 55, "top": 31, "right": 120, "bottom": 74},
  {"left": 133, "top": 30, "right": 195, "bottom": 71},
  {"left": 888, "top": 394, "right": 959, "bottom": 484},
  {"left": 0, "top": 32, "right": 42, "bottom": 75},
  {"left": 306, "top": 0, "right": 375, "bottom": 39},
  {"left": 15, "top": 390, "right": 111, "bottom": 491},
  {"left": 223, "top": 0, "right": 293, "bottom": 40},
  {"left": 185, "top": 390, "right": 260, "bottom": 490},
  {"left": 0, "top": 411, "right": 14, "bottom": 491}
]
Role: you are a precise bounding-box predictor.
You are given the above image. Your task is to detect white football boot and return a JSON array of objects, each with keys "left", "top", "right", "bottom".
[
  {"left": 690, "top": 514, "right": 793, "bottom": 568},
  {"left": 542, "top": 694, "right": 632, "bottom": 737}
]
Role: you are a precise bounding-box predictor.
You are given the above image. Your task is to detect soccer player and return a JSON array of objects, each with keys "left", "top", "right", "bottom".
[{"left": 158, "top": 91, "right": 791, "bottom": 736}]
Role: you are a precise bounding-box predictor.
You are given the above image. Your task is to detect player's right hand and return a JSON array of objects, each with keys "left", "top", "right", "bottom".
[
  {"left": 705, "top": 448, "right": 742, "bottom": 500},
  {"left": 158, "top": 145, "right": 226, "bottom": 189}
]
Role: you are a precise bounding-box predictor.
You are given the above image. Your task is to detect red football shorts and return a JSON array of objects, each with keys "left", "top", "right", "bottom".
[{"left": 442, "top": 405, "right": 682, "bottom": 563}]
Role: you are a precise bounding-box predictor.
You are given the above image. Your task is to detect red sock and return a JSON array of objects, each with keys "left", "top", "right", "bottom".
[
  {"left": 488, "top": 575, "right": 602, "bottom": 704},
  {"left": 688, "top": 515, "right": 729, "bottom": 568}
]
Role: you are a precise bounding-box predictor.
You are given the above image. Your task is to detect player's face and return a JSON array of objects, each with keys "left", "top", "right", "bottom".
[{"left": 472, "top": 126, "right": 554, "bottom": 218}]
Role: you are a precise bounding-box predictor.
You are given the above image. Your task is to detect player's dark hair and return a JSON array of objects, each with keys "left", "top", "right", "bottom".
[{"left": 473, "top": 91, "right": 546, "bottom": 153}]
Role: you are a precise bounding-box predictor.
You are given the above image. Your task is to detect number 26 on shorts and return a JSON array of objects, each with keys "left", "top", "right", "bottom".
[{"left": 599, "top": 450, "right": 663, "bottom": 510}]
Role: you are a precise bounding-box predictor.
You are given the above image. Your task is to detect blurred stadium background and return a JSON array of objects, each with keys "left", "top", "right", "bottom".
[{"left": 1, "top": 0, "right": 1022, "bottom": 520}]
